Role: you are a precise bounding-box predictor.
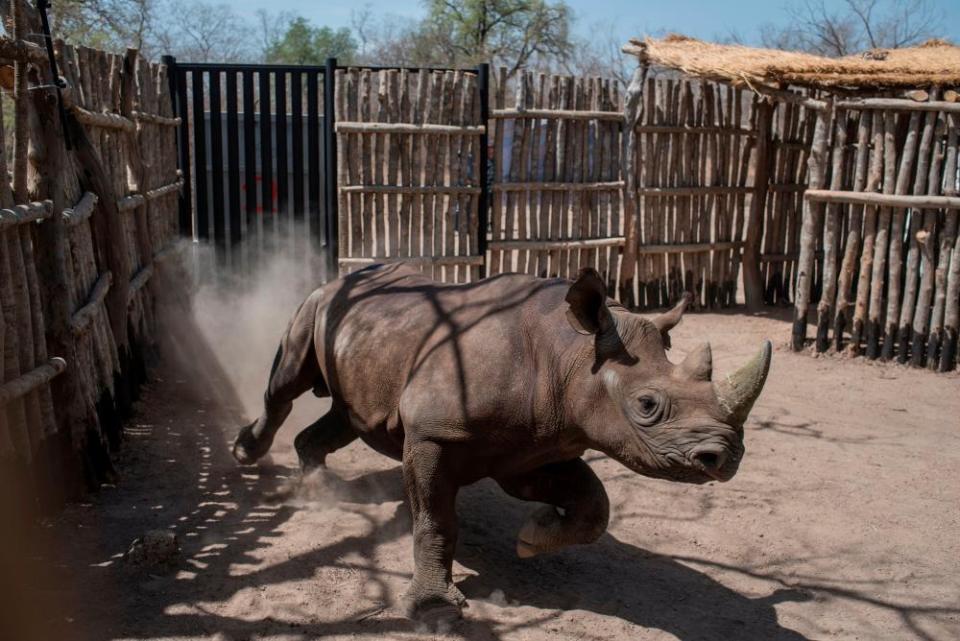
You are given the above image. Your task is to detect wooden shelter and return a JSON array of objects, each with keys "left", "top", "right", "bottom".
[{"left": 622, "top": 35, "right": 960, "bottom": 371}]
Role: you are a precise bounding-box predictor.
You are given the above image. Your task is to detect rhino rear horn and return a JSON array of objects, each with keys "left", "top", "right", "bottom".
[
  {"left": 713, "top": 340, "right": 772, "bottom": 425},
  {"left": 679, "top": 342, "right": 713, "bottom": 381}
]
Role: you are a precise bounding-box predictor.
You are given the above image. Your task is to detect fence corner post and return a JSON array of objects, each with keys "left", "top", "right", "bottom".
[
  {"left": 619, "top": 65, "right": 647, "bottom": 309},
  {"left": 162, "top": 55, "right": 191, "bottom": 239},
  {"left": 792, "top": 101, "right": 832, "bottom": 351},
  {"left": 743, "top": 99, "right": 773, "bottom": 312},
  {"left": 476, "top": 62, "right": 490, "bottom": 279},
  {"left": 323, "top": 57, "right": 338, "bottom": 280}
]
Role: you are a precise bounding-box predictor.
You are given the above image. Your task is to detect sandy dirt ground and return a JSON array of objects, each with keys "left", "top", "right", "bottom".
[{"left": 14, "top": 299, "right": 960, "bottom": 641}]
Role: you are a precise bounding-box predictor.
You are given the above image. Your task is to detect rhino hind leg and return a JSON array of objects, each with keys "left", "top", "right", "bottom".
[
  {"left": 233, "top": 295, "right": 323, "bottom": 465},
  {"left": 496, "top": 458, "right": 610, "bottom": 558},
  {"left": 401, "top": 441, "right": 465, "bottom": 625},
  {"left": 293, "top": 408, "right": 357, "bottom": 471}
]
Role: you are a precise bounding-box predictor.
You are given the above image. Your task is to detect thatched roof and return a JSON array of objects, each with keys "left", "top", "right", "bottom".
[{"left": 622, "top": 35, "right": 960, "bottom": 90}]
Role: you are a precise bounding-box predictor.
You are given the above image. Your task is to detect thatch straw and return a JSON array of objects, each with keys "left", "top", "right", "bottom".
[{"left": 623, "top": 35, "right": 960, "bottom": 90}]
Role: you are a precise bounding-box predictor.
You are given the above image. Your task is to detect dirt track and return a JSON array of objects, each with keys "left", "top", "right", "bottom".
[{"left": 17, "top": 306, "right": 960, "bottom": 641}]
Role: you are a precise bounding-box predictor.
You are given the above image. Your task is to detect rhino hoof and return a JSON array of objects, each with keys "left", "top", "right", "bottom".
[
  {"left": 403, "top": 584, "right": 466, "bottom": 628},
  {"left": 232, "top": 422, "right": 272, "bottom": 465}
]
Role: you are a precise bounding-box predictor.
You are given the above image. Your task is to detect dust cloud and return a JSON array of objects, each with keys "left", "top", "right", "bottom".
[{"left": 156, "top": 227, "right": 331, "bottom": 442}]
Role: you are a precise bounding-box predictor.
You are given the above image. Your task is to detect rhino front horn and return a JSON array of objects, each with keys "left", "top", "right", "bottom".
[{"left": 713, "top": 340, "right": 772, "bottom": 425}]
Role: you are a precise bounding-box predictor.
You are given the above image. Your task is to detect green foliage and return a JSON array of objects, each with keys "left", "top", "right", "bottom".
[
  {"left": 422, "top": 0, "right": 572, "bottom": 73},
  {"left": 265, "top": 17, "right": 358, "bottom": 65}
]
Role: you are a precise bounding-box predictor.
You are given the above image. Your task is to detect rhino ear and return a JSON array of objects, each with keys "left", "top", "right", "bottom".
[
  {"left": 651, "top": 292, "right": 692, "bottom": 349},
  {"left": 565, "top": 268, "right": 612, "bottom": 335}
]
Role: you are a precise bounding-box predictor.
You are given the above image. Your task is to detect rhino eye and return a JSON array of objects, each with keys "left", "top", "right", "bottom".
[{"left": 634, "top": 390, "right": 666, "bottom": 425}]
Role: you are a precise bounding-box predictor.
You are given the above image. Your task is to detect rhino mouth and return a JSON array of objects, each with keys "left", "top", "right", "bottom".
[{"left": 661, "top": 445, "right": 742, "bottom": 484}]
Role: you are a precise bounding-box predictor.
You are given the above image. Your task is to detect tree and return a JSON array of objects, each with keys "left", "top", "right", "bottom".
[
  {"left": 423, "top": 0, "right": 573, "bottom": 75},
  {"left": 265, "top": 17, "right": 358, "bottom": 65},
  {"left": 153, "top": 1, "right": 255, "bottom": 63},
  {"left": 2, "top": 0, "right": 157, "bottom": 54},
  {"left": 256, "top": 9, "right": 296, "bottom": 63},
  {"left": 564, "top": 20, "right": 634, "bottom": 85},
  {"left": 759, "top": 0, "right": 945, "bottom": 57}
]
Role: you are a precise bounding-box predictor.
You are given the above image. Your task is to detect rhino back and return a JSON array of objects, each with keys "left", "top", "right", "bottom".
[{"left": 312, "top": 264, "right": 577, "bottom": 461}]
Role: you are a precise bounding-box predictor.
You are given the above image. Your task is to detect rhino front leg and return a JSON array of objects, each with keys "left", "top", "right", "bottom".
[
  {"left": 233, "top": 296, "right": 322, "bottom": 465},
  {"left": 401, "top": 440, "right": 466, "bottom": 624},
  {"left": 497, "top": 457, "right": 610, "bottom": 558}
]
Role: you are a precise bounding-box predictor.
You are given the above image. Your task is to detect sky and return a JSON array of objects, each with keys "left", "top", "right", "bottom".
[{"left": 229, "top": 0, "right": 960, "bottom": 49}]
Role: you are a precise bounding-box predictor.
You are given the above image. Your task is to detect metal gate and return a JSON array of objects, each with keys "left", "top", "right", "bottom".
[
  {"left": 166, "top": 58, "right": 338, "bottom": 273},
  {"left": 169, "top": 58, "right": 490, "bottom": 282}
]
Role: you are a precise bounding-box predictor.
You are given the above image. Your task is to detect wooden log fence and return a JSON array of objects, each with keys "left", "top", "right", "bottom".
[
  {"left": 0, "top": 21, "right": 182, "bottom": 513},
  {"left": 620, "top": 75, "right": 756, "bottom": 310},
  {"left": 790, "top": 93, "right": 960, "bottom": 371},
  {"left": 335, "top": 66, "right": 484, "bottom": 282},
  {"left": 489, "top": 69, "right": 624, "bottom": 289}
]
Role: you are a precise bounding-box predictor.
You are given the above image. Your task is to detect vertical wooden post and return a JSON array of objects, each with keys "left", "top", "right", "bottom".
[
  {"left": 792, "top": 102, "right": 831, "bottom": 351},
  {"left": 161, "top": 55, "right": 189, "bottom": 237},
  {"left": 880, "top": 110, "right": 922, "bottom": 361},
  {"left": 323, "top": 57, "right": 339, "bottom": 279},
  {"left": 122, "top": 49, "right": 154, "bottom": 274},
  {"left": 815, "top": 108, "right": 848, "bottom": 352},
  {"left": 476, "top": 63, "right": 490, "bottom": 277},
  {"left": 30, "top": 80, "right": 90, "bottom": 500},
  {"left": 850, "top": 113, "right": 885, "bottom": 352},
  {"left": 619, "top": 65, "right": 646, "bottom": 308},
  {"left": 865, "top": 111, "right": 898, "bottom": 360},
  {"left": 928, "top": 113, "right": 958, "bottom": 369},
  {"left": 66, "top": 112, "right": 132, "bottom": 351},
  {"left": 901, "top": 103, "right": 940, "bottom": 364},
  {"left": 833, "top": 110, "right": 872, "bottom": 351},
  {"left": 743, "top": 99, "right": 772, "bottom": 311}
]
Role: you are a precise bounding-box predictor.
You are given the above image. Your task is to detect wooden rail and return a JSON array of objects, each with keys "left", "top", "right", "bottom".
[
  {"left": 636, "top": 241, "right": 744, "bottom": 254},
  {"left": 0, "top": 358, "right": 67, "bottom": 405},
  {"left": 63, "top": 192, "right": 99, "bottom": 227},
  {"left": 488, "top": 237, "right": 626, "bottom": 250},
  {"left": 70, "top": 105, "right": 136, "bottom": 132},
  {"left": 804, "top": 189, "right": 960, "bottom": 210},
  {"left": 69, "top": 272, "right": 113, "bottom": 335},
  {"left": 131, "top": 111, "right": 182, "bottom": 126},
  {"left": 340, "top": 184, "right": 482, "bottom": 195},
  {"left": 836, "top": 98, "right": 960, "bottom": 114},
  {"left": 339, "top": 255, "right": 484, "bottom": 266},
  {"left": 493, "top": 181, "right": 624, "bottom": 192},
  {"left": 491, "top": 108, "right": 623, "bottom": 121},
  {"left": 335, "top": 121, "right": 484, "bottom": 135},
  {"left": 0, "top": 200, "right": 54, "bottom": 228}
]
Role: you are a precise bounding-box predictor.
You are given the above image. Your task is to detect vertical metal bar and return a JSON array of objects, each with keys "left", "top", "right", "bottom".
[
  {"left": 476, "top": 62, "right": 490, "bottom": 278},
  {"left": 259, "top": 70, "right": 274, "bottom": 227},
  {"left": 307, "top": 70, "right": 321, "bottom": 245},
  {"left": 191, "top": 69, "right": 208, "bottom": 241},
  {"left": 242, "top": 70, "right": 257, "bottom": 234},
  {"left": 291, "top": 72, "right": 304, "bottom": 225},
  {"left": 209, "top": 70, "right": 225, "bottom": 247},
  {"left": 163, "top": 56, "right": 192, "bottom": 238},
  {"left": 226, "top": 70, "right": 241, "bottom": 247},
  {"left": 275, "top": 71, "right": 289, "bottom": 235},
  {"left": 324, "top": 57, "right": 339, "bottom": 275}
]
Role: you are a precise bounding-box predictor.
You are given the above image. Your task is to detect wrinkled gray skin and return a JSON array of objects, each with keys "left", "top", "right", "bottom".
[{"left": 233, "top": 264, "right": 771, "bottom": 624}]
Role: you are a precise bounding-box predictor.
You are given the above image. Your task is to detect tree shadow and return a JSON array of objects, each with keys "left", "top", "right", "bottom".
[{"left": 453, "top": 481, "right": 813, "bottom": 641}]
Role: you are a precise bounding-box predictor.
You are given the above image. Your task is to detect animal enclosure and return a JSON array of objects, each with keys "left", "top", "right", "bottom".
[{"left": 4, "top": 24, "right": 960, "bottom": 515}]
